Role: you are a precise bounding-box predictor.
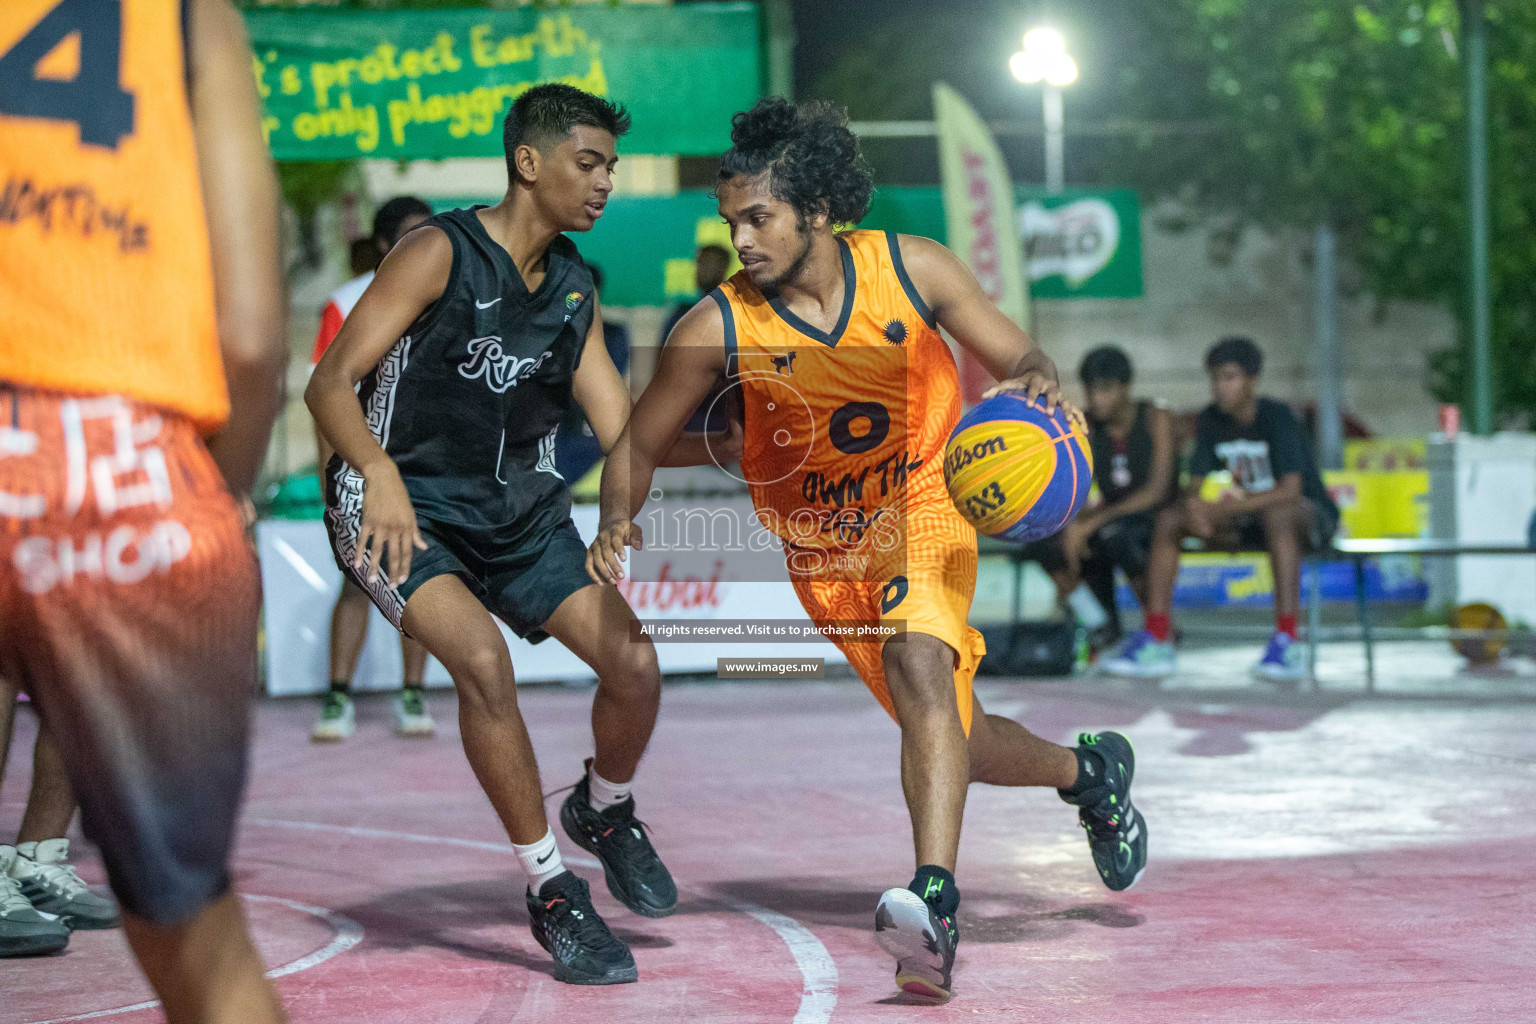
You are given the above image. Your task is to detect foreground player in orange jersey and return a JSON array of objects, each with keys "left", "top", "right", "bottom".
[
  {"left": 0, "top": 0, "right": 286, "bottom": 1019},
  {"left": 589, "top": 98, "right": 1149, "bottom": 1001}
]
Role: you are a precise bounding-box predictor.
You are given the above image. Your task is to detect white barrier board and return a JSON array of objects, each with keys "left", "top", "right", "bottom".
[{"left": 256, "top": 505, "right": 847, "bottom": 696}]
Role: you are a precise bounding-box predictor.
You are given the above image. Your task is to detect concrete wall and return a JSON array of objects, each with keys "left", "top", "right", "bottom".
[{"left": 1032, "top": 211, "right": 1456, "bottom": 437}]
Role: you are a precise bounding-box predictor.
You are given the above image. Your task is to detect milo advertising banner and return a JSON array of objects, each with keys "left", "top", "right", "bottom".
[
  {"left": 1016, "top": 188, "right": 1143, "bottom": 299},
  {"left": 243, "top": 4, "right": 762, "bottom": 160}
]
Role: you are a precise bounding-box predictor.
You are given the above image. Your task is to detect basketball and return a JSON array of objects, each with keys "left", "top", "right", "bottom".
[{"left": 943, "top": 392, "right": 1094, "bottom": 543}]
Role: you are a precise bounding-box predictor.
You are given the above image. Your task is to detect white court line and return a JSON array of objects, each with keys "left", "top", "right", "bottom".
[
  {"left": 246, "top": 894, "right": 365, "bottom": 978},
  {"left": 20, "top": 895, "right": 363, "bottom": 1024},
  {"left": 728, "top": 901, "right": 840, "bottom": 1024},
  {"left": 248, "top": 817, "right": 838, "bottom": 1024}
]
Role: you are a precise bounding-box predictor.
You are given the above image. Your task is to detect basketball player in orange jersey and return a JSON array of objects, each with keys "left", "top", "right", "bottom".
[
  {"left": 1, "top": 0, "right": 286, "bottom": 1019},
  {"left": 590, "top": 98, "right": 1149, "bottom": 1001}
]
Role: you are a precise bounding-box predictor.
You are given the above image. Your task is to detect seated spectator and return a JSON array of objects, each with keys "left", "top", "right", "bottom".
[
  {"left": 1019, "top": 345, "right": 1174, "bottom": 651},
  {"left": 555, "top": 266, "right": 739, "bottom": 485},
  {"left": 1104, "top": 336, "right": 1339, "bottom": 682}
]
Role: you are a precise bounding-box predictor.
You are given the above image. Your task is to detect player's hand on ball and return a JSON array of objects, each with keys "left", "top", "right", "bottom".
[
  {"left": 587, "top": 519, "right": 644, "bottom": 584},
  {"left": 982, "top": 373, "right": 1087, "bottom": 433},
  {"left": 358, "top": 463, "right": 428, "bottom": 586}
]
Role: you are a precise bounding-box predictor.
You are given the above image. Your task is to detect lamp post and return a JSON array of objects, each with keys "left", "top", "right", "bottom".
[
  {"left": 1461, "top": 0, "right": 1492, "bottom": 434},
  {"left": 1010, "top": 27, "right": 1078, "bottom": 194}
]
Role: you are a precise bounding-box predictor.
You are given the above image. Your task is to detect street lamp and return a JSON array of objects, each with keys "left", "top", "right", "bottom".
[{"left": 1010, "top": 27, "right": 1078, "bottom": 193}]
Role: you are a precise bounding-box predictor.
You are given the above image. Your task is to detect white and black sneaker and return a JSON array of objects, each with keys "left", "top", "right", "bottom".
[
  {"left": 526, "top": 870, "right": 638, "bottom": 985},
  {"left": 874, "top": 886, "right": 957, "bottom": 1001},
  {"left": 0, "top": 847, "right": 68, "bottom": 957},
  {"left": 10, "top": 839, "right": 119, "bottom": 930}
]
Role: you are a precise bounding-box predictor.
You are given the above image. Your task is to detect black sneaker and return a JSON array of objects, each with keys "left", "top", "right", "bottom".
[
  {"left": 875, "top": 885, "right": 957, "bottom": 1000},
  {"left": 560, "top": 766, "right": 677, "bottom": 918},
  {"left": 525, "top": 870, "right": 638, "bottom": 985},
  {"left": 1059, "top": 731, "right": 1148, "bottom": 891}
]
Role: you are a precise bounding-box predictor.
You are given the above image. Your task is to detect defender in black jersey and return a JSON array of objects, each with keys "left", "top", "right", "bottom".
[{"left": 307, "top": 85, "right": 717, "bottom": 986}]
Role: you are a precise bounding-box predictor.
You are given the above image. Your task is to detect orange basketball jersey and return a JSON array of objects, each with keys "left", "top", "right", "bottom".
[
  {"left": 713, "top": 230, "right": 966, "bottom": 576},
  {"left": 0, "top": 0, "right": 228, "bottom": 430}
]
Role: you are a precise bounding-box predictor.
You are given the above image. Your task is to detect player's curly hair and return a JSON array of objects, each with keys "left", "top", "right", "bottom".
[{"left": 716, "top": 98, "right": 873, "bottom": 226}]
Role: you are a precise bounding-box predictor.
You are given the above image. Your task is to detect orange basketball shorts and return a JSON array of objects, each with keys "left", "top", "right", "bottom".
[
  {"left": 788, "top": 485, "right": 986, "bottom": 735},
  {"left": 0, "top": 387, "right": 258, "bottom": 925}
]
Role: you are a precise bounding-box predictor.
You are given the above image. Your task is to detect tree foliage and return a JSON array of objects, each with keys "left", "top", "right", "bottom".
[
  {"left": 1164, "top": 1, "right": 1536, "bottom": 426},
  {"left": 809, "top": 0, "right": 1536, "bottom": 426}
]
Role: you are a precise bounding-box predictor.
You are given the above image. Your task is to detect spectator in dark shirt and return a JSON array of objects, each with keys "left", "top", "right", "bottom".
[
  {"left": 1104, "top": 337, "right": 1339, "bottom": 682},
  {"left": 1020, "top": 346, "right": 1175, "bottom": 651}
]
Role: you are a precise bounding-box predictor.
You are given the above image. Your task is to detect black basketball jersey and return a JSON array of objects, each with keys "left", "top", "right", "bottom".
[
  {"left": 343, "top": 206, "right": 596, "bottom": 548},
  {"left": 1088, "top": 400, "right": 1155, "bottom": 506}
]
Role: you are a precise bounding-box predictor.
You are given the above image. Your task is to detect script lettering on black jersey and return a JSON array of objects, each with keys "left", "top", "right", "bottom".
[{"left": 457, "top": 336, "right": 552, "bottom": 394}]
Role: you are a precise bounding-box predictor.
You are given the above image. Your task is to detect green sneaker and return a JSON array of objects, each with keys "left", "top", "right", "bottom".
[
  {"left": 1060, "top": 732, "right": 1148, "bottom": 891},
  {"left": 392, "top": 688, "right": 436, "bottom": 737},
  {"left": 310, "top": 691, "right": 355, "bottom": 742}
]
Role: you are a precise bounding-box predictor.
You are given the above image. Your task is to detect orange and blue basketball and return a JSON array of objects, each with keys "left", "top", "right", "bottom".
[{"left": 943, "top": 392, "right": 1093, "bottom": 543}]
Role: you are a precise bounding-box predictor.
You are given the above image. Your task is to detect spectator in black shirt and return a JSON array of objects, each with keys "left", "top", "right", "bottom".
[
  {"left": 1105, "top": 337, "right": 1339, "bottom": 682},
  {"left": 1021, "top": 346, "right": 1175, "bottom": 650}
]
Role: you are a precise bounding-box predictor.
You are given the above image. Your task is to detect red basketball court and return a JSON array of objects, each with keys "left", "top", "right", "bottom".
[{"left": 5, "top": 649, "right": 1534, "bottom": 1023}]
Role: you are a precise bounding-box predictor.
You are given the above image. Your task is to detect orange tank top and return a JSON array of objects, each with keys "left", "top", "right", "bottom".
[
  {"left": 0, "top": 0, "right": 228, "bottom": 430},
  {"left": 714, "top": 230, "right": 962, "bottom": 558}
]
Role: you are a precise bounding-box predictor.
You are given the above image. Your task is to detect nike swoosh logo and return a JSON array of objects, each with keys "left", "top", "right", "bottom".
[
  {"left": 536, "top": 851, "right": 554, "bottom": 865},
  {"left": 475, "top": 297, "right": 501, "bottom": 309}
]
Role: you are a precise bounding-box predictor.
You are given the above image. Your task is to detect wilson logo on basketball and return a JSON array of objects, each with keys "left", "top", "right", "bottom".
[{"left": 944, "top": 436, "right": 1007, "bottom": 479}]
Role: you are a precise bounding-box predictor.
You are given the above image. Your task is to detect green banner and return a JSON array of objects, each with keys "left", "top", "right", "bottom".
[
  {"left": 431, "top": 192, "right": 732, "bottom": 310},
  {"left": 244, "top": 4, "right": 761, "bottom": 160},
  {"left": 1017, "top": 188, "right": 1143, "bottom": 299},
  {"left": 434, "top": 186, "right": 1141, "bottom": 307}
]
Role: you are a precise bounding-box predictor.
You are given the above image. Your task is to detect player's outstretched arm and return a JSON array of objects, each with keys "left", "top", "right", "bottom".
[
  {"left": 190, "top": 0, "right": 287, "bottom": 501},
  {"left": 570, "top": 300, "right": 732, "bottom": 472},
  {"left": 305, "top": 226, "right": 451, "bottom": 585},
  {"left": 587, "top": 299, "right": 729, "bottom": 584},
  {"left": 571, "top": 295, "right": 633, "bottom": 453},
  {"left": 897, "top": 234, "right": 1077, "bottom": 420}
]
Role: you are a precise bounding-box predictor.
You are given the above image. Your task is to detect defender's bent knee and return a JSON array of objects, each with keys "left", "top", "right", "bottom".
[
  {"left": 453, "top": 645, "right": 518, "bottom": 717},
  {"left": 598, "top": 640, "right": 661, "bottom": 702}
]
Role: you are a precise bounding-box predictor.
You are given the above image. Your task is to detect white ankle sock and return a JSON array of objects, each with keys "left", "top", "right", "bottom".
[
  {"left": 512, "top": 828, "right": 564, "bottom": 896},
  {"left": 587, "top": 765, "right": 632, "bottom": 812}
]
